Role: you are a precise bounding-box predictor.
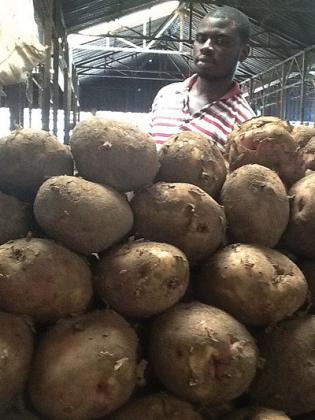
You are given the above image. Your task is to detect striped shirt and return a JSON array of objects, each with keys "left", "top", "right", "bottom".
[{"left": 149, "top": 74, "right": 255, "bottom": 150}]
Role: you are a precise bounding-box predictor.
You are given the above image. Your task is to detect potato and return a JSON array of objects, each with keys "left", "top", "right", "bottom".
[
  {"left": 109, "top": 393, "right": 203, "bottom": 420},
  {"left": 29, "top": 310, "right": 139, "bottom": 420},
  {"left": 34, "top": 175, "right": 133, "bottom": 255},
  {"left": 298, "top": 260, "right": 315, "bottom": 312},
  {"left": 95, "top": 241, "right": 189, "bottom": 318},
  {"left": 222, "top": 406, "right": 291, "bottom": 419},
  {"left": 149, "top": 302, "right": 257, "bottom": 404},
  {"left": 0, "top": 311, "right": 34, "bottom": 414},
  {"left": 291, "top": 124, "right": 315, "bottom": 147},
  {"left": 157, "top": 132, "right": 227, "bottom": 198},
  {"left": 226, "top": 116, "right": 304, "bottom": 186},
  {"left": 131, "top": 182, "right": 226, "bottom": 265},
  {"left": 221, "top": 164, "right": 289, "bottom": 247},
  {"left": 195, "top": 244, "right": 307, "bottom": 326},
  {"left": 70, "top": 117, "right": 159, "bottom": 192},
  {"left": 0, "top": 128, "right": 73, "bottom": 201},
  {"left": 282, "top": 172, "right": 315, "bottom": 258},
  {"left": 0, "top": 191, "right": 32, "bottom": 245},
  {"left": 249, "top": 315, "right": 315, "bottom": 416},
  {"left": 0, "top": 238, "right": 93, "bottom": 321},
  {"left": 299, "top": 136, "right": 315, "bottom": 172}
]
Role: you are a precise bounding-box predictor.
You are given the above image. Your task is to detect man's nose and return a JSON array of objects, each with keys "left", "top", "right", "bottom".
[{"left": 200, "top": 38, "right": 214, "bottom": 51}]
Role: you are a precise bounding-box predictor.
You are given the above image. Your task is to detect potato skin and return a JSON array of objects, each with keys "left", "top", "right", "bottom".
[
  {"left": 283, "top": 172, "right": 315, "bottom": 258},
  {"left": 226, "top": 116, "right": 304, "bottom": 186},
  {"left": 0, "top": 311, "right": 34, "bottom": 414},
  {"left": 70, "top": 117, "right": 159, "bottom": 192},
  {"left": 221, "top": 164, "right": 289, "bottom": 247},
  {"left": 34, "top": 176, "right": 134, "bottom": 255},
  {"left": 149, "top": 302, "right": 257, "bottom": 405},
  {"left": 249, "top": 316, "right": 315, "bottom": 416},
  {"left": 109, "top": 393, "right": 203, "bottom": 420},
  {"left": 0, "top": 238, "right": 93, "bottom": 321},
  {"left": 0, "top": 128, "right": 73, "bottom": 201},
  {"left": 1, "top": 411, "right": 41, "bottom": 420},
  {"left": 95, "top": 241, "right": 189, "bottom": 318},
  {"left": 29, "top": 310, "right": 138, "bottom": 420},
  {"left": 222, "top": 406, "right": 291, "bottom": 420},
  {"left": 131, "top": 182, "right": 226, "bottom": 265},
  {"left": 157, "top": 132, "right": 227, "bottom": 198},
  {"left": 0, "top": 191, "right": 32, "bottom": 245},
  {"left": 195, "top": 244, "right": 307, "bottom": 326}
]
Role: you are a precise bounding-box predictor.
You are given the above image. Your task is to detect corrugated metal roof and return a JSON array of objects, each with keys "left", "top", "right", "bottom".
[{"left": 61, "top": 0, "right": 315, "bottom": 84}]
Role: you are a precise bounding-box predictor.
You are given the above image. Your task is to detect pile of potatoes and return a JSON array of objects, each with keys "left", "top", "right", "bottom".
[{"left": 1, "top": 117, "right": 315, "bottom": 419}]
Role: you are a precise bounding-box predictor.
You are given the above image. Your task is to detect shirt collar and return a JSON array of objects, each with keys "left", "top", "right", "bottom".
[{"left": 183, "top": 73, "right": 242, "bottom": 99}]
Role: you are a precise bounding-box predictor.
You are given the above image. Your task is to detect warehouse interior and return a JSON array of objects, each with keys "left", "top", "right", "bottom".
[{"left": 1, "top": 0, "right": 315, "bottom": 142}]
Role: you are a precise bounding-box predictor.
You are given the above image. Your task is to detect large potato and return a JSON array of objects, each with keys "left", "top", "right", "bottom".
[
  {"left": 195, "top": 244, "right": 307, "bottom": 326},
  {"left": 70, "top": 117, "right": 159, "bottom": 192},
  {"left": 0, "top": 191, "right": 32, "bottom": 245},
  {"left": 29, "top": 310, "right": 139, "bottom": 420},
  {"left": 221, "top": 164, "right": 289, "bottom": 247},
  {"left": 34, "top": 176, "right": 133, "bottom": 255},
  {"left": 0, "top": 238, "right": 92, "bottom": 321},
  {"left": 95, "top": 241, "right": 189, "bottom": 318},
  {"left": 109, "top": 393, "right": 203, "bottom": 420},
  {"left": 283, "top": 172, "right": 315, "bottom": 258},
  {"left": 131, "top": 182, "right": 226, "bottom": 265},
  {"left": 0, "top": 311, "right": 34, "bottom": 414},
  {"left": 291, "top": 124, "right": 315, "bottom": 147},
  {"left": 249, "top": 316, "right": 315, "bottom": 416},
  {"left": 157, "top": 132, "right": 227, "bottom": 198},
  {"left": 222, "top": 406, "right": 291, "bottom": 419},
  {"left": 226, "top": 116, "right": 304, "bottom": 186},
  {"left": 0, "top": 128, "right": 73, "bottom": 201},
  {"left": 149, "top": 302, "right": 257, "bottom": 405}
]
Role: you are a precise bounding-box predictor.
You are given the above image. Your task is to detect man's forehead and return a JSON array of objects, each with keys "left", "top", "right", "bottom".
[{"left": 197, "top": 16, "right": 238, "bottom": 33}]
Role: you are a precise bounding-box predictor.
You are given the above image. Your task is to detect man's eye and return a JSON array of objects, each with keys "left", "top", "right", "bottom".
[{"left": 195, "top": 34, "right": 208, "bottom": 43}]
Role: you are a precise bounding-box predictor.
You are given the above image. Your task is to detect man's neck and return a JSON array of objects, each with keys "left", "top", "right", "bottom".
[{"left": 191, "top": 75, "right": 234, "bottom": 103}]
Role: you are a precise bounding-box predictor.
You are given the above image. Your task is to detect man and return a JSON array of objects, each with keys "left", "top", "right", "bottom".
[{"left": 149, "top": 6, "right": 255, "bottom": 150}]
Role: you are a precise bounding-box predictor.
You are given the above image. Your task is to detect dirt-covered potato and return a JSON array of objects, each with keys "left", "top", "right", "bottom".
[
  {"left": 222, "top": 406, "right": 291, "bottom": 419},
  {"left": 221, "top": 164, "right": 289, "bottom": 247},
  {"left": 0, "top": 311, "right": 34, "bottom": 414},
  {"left": 70, "top": 117, "right": 159, "bottom": 192},
  {"left": 95, "top": 241, "right": 189, "bottom": 318},
  {"left": 0, "top": 238, "right": 93, "bottom": 321},
  {"left": 157, "top": 132, "right": 227, "bottom": 198},
  {"left": 291, "top": 124, "right": 315, "bottom": 147},
  {"left": 149, "top": 302, "right": 257, "bottom": 405},
  {"left": 34, "top": 175, "right": 133, "bottom": 255},
  {"left": 29, "top": 310, "right": 139, "bottom": 420},
  {"left": 195, "top": 244, "right": 307, "bottom": 326},
  {"left": 109, "top": 393, "right": 203, "bottom": 420},
  {"left": 249, "top": 316, "right": 315, "bottom": 416},
  {"left": 0, "top": 128, "right": 73, "bottom": 201},
  {"left": 131, "top": 182, "right": 226, "bottom": 265},
  {"left": 299, "top": 136, "right": 315, "bottom": 172},
  {"left": 0, "top": 191, "right": 33, "bottom": 245},
  {"left": 226, "top": 116, "right": 304, "bottom": 186},
  {"left": 298, "top": 260, "right": 315, "bottom": 312},
  {"left": 282, "top": 172, "right": 315, "bottom": 258}
]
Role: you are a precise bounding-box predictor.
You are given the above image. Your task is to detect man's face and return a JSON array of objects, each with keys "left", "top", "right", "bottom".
[{"left": 192, "top": 16, "right": 249, "bottom": 81}]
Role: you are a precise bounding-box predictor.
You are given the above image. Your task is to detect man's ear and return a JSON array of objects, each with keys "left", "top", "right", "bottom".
[{"left": 239, "top": 44, "right": 250, "bottom": 62}]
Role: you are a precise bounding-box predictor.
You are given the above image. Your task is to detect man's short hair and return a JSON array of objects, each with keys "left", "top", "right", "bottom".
[{"left": 203, "top": 6, "right": 250, "bottom": 44}]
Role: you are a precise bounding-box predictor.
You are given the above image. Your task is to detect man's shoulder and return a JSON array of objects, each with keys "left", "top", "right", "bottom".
[{"left": 155, "top": 81, "right": 186, "bottom": 97}]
